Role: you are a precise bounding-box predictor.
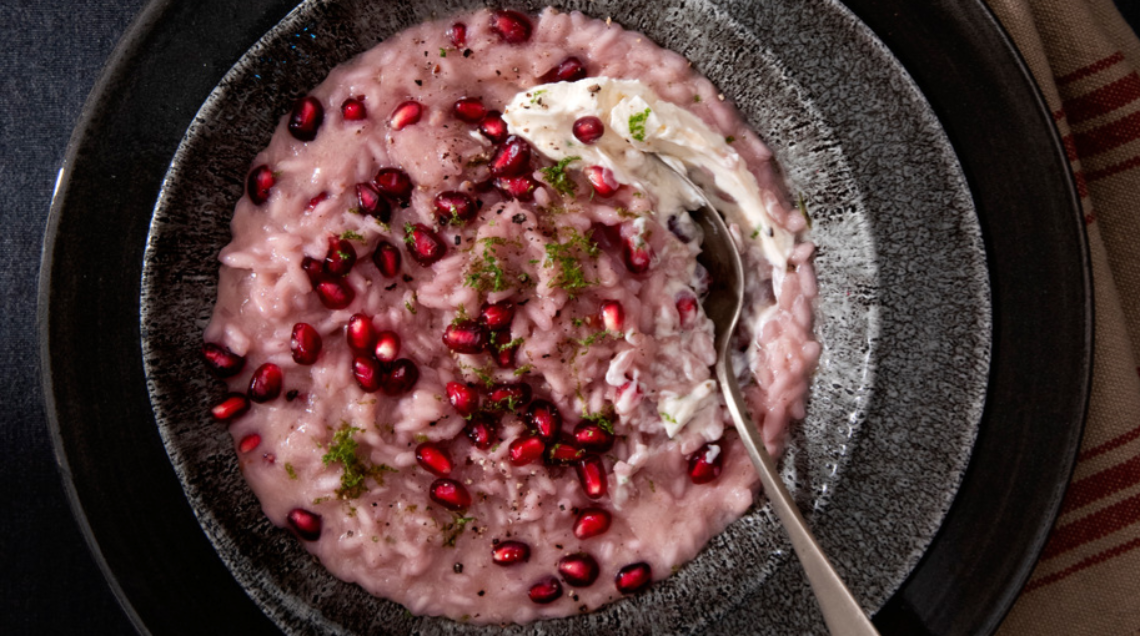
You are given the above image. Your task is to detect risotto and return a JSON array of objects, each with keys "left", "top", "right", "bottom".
[{"left": 200, "top": 7, "right": 819, "bottom": 624}]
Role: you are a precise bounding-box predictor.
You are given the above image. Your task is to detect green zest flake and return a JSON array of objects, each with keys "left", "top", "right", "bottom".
[
  {"left": 405, "top": 300, "right": 417, "bottom": 314},
  {"left": 693, "top": 95, "right": 702, "bottom": 103},
  {"left": 340, "top": 230, "right": 366, "bottom": 242},
  {"left": 798, "top": 193, "right": 813, "bottom": 229},
  {"left": 660, "top": 412, "right": 678, "bottom": 425},
  {"left": 440, "top": 47, "right": 448, "bottom": 57},
  {"left": 322, "top": 425, "right": 367, "bottom": 498},
  {"left": 539, "top": 156, "right": 581, "bottom": 196},
  {"left": 544, "top": 229, "right": 601, "bottom": 297},
  {"left": 348, "top": 207, "right": 363, "bottom": 215},
  {"left": 581, "top": 409, "right": 615, "bottom": 434},
  {"left": 649, "top": 479, "right": 657, "bottom": 493},
  {"left": 529, "top": 89, "right": 547, "bottom": 105},
  {"left": 514, "top": 364, "right": 533, "bottom": 376},
  {"left": 628, "top": 107, "right": 652, "bottom": 142},
  {"left": 414, "top": 433, "right": 430, "bottom": 443},
  {"left": 750, "top": 225, "right": 762, "bottom": 239},
  {"left": 495, "top": 337, "right": 524, "bottom": 353},
  {"left": 402, "top": 222, "right": 416, "bottom": 247},
  {"left": 575, "top": 330, "right": 619, "bottom": 349},
  {"left": 725, "top": 135, "right": 736, "bottom": 144},
  {"left": 453, "top": 303, "right": 469, "bottom": 325},
  {"left": 442, "top": 515, "right": 475, "bottom": 547},
  {"left": 615, "top": 207, "right": 639, "bottom": 219},
  {"left": 284, "top": 463, "right": 298, "bottom": 480}
]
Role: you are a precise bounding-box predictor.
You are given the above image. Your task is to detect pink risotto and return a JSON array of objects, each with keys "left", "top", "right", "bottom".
[{"left": 202, "top": 7, "right": 819, "bottom": 624}]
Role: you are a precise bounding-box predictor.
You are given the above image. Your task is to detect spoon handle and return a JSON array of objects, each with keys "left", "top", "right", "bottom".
[{"left": 716, "top": 362, "right": 880, "bottom": 636}]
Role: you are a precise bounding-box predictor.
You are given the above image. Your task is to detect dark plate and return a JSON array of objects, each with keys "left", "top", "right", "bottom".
[{"left": 38, "top": 0, "right": 1089, "bottom": 635}]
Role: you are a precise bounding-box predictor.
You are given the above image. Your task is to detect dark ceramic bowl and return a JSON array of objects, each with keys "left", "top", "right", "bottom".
[{"left": 41, "top": 0, "right": 1089, "bottom": 634}]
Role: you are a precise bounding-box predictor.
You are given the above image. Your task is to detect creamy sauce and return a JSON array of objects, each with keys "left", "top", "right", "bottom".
[{"left": 502, "top": 78, "right": 793, "bottom": 269}]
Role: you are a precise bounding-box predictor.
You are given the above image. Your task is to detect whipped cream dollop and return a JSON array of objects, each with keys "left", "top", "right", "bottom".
[{"left": 502, "top": 78, "right": 793, "bottom": 270}]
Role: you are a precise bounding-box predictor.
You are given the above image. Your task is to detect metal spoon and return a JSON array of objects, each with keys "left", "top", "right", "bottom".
[{"left": 691, "top": 201, "right": 880, "bottom": 636}]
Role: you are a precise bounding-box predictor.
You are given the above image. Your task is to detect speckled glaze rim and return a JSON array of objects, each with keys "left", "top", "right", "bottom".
[{"left": 139, "top": 1, "right": 987, "bottom": 634}]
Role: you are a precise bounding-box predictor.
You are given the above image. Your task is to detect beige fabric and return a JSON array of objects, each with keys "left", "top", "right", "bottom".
[{"left": 982, "top": 1, "right": 1140, "bottom": 634}]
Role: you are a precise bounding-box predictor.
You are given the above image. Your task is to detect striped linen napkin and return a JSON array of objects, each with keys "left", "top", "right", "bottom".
[{"left": 982, "top": 0, "right": 1140, "bottom": 633}]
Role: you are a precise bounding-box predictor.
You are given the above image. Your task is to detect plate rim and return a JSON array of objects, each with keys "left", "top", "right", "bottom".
[{"left": 37, "top": 0, "right": 1091, "bottom": 634}]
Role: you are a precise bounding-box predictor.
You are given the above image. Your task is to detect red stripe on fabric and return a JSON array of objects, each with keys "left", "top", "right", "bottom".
[
  {"left": 1040, "top": 491, "right": 1140, "bottom": 560},
  {"left": 1080, "top": 422, "right": 1140, "bottom": 461},
  {"left": 1073, "top": 170, "right": 1090, "bottom": 199},
  {"left": 1086, "top": 154, "right": 1140, "bottom": 182},
  {"left": 1072, "top": 110, "right": 1140, "bottom": 156},
  {"left": 1062, "top": 134, "right": 1079, "bottom": 161},
  {"left": 1061, "top": 454, "right": 1140, "bottom": 514},
  {"left": 1024, "top": 535, "right": 1140, "bottom": 593},
  {"left": 1056, "top": 52, "right": 1125, "bottom": 85},
  {"left": 1064, "top": 73, "right": 1140, "bottom": 125},
  {"left": 1054, "top": 108, "right": 1067, "bottom": 122}
]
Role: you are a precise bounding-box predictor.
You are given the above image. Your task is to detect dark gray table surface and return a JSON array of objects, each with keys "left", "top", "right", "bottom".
[{"left": 4, "top": 1, "right": 1138, "bottom": 635}]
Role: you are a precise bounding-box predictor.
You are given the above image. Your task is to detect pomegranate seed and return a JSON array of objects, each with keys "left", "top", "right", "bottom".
[
  {"left": 246, "top": 165, "right": 275, "bottom": 205},
  {"left": 324, "top": 236, "right": 357, "bottom": 277},
  {"left": 371, "top": 240, "right": 401, "bottom": 278},
  {"left": 390, "top": 100, "right": 423, "bottom": 130},
  {"left": 442, "top": 320, "right": 489, "bottom": 354},
  {"left": 615, "top": 562, "right": 652, "bottom": 594},
  {"left": 415, "top": 442, "right": 453, "bottom": 476},
  {"left": 528, "top": 576, "right": 562, "bottom": 604},
  {"left": 373, "top": 330, "right": 400, "bottom": 362},
  {"left": 489, "top": 136, "right": 531, "bottom": 177},
  {"left": 301, "top": 256, "right": 324, "bottom": 287},
  {"left": 356, "top": 181, "right": 391, "bottom": 223},
  {"left": 488, "top": 382, "right": 532, "bottom": 410},
  {"left": 509, "top": 435, "right": 546, "bottom": 466},
  {"left": 478, "top": 111, "right": 508, "bottom": 143},
  {"left": 491, "top": 540, "right": 530, "bottom": 565},
  {"left": 430, "top": 478, "right": 472, "bottom": 511},
  {"left": 248, "top": 363, "right": 283, "bottom": 402},
  {"left": 315, "top": 278, "right": 355, "bottom": 309},
  {"left": 287, "top": 508, "right": 322, "bottom": 541},
  {"left": 382, "top": 358, "right": 419, "bottom": 395},
  {"left": 464, "top": 413, "right": 498, "bottom": 449},
  {"left": 447, "top": 382, "right": 480, "bottom": 416},
  {"left": 543, "top": 56, "right": 587, "bottom": 83},
  {"left": 524, "top": 399, "right": 563, "bottom": 441},
  {"left": 622, "top": 238, "right": 653, "bottom": 274},
  {"left": 448, "top": 22, "right": 467, "bottom": 48},
  {"left": 352, "top": 356, "right": 383, "bottom": 393},
  {"left": 585, "top": 165, "right": 619, "bottom": 197},
  {"left": 433, "top": 191, "right": 477, "bottom": 226},
  {"left": 573, "top": 508, "right": 612, "bottom": 539},
  {"left": 238, "top": 433, "right": 261, "bottom": 453},
  {"left": 290, "top": 323, "right": 322, "bottom": 365},
  {"left": 341, "top": 96, "right": 366, "bottom": 121},
  {"left": 688, "top": 441, "right": 724, "bottom": 484},
  {"left": 558, "top": 553, "right": 599, "bottom": 587},
  {"left": 404, "top": 223, "right": 447, "bottom": 266},
  {"left": 211, "top": 393, "right": 250, "bottom": 421},
  {"left": 373, "top": 167, "right": 413, "bottom": 203},
  {"left": 453, "top": 97, "right": 486, "bottom": 123},
  {"left": 599, "top": 300, "right": 624, "bottom": 332},
  {"left": 345, "top": 314, "right": 377, "bottom": 352},
  {"left": 573, "top": 421, "right": 614, "bottom": 453},
  {"left": 576, "top": 454, "right": 608, "bottom": 499},
  {"left": 545, "top": 438, "right": 585, "bottom": 466},
  {"left": 202, "top": 343, "right": 245, "bottom": 378},
  {"left": 490, "top": 9, "right": 532, "bottom": 44},
  {"left": 676, "top": 293, "right": 699, "bottom": 329},
  {"left": 490, "top": 329, "right": 518, "bottom": 369},
  {"left": 479, "top": 301, "right": 515, "bottom": 330},
  {"left": 572, "top": 116, "right": 604, "bottom": 144},
  {"left": 494, "top": 176, "right": 538, "bottom": 201},
  {"left": 288, "top": 96, "right": 324, "bottom": 142},
  {"left": 306, "top": 191, "right": 328, "bottom": 209}
]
